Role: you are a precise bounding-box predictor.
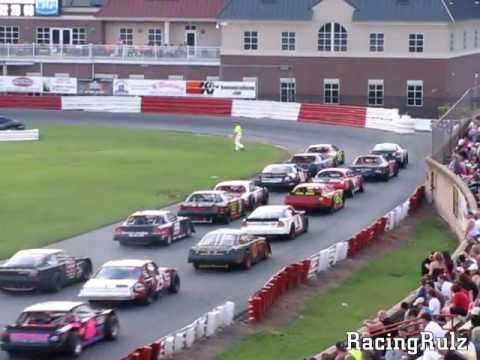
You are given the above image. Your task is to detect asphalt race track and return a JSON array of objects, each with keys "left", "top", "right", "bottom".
[{"left": 0, "top": 109, "right": 431, "bottom": 360}]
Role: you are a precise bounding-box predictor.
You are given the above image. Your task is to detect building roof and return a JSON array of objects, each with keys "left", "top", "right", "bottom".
[
  {"left": 446, "top": 0, "right": 480, "bottom": 21},
  {"left": 218, "top": 0, "right": 313, "bottom": 20},
  {"left": 96, "top": 0, "right": 225, "bottom": 19},
  {"left": 63, "top": 0, "right": 104, "bottom": 7}
]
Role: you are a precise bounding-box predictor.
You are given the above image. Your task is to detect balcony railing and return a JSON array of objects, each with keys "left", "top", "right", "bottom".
[{"left": 0, "top": 44, "right": 221, "bottom": 65}]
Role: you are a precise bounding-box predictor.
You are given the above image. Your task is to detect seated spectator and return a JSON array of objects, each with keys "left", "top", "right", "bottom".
[
  {"left": 429, "top": 252, "right": 446, "bottom": 277},
  {"left": 423, "top": 253, "right": 435, "bottom": 276},
  {"left": 437, "top": 274, "right": 453, "bottom": 299},
  {"left": 333, "top": 341, "right": 348, "bottom": 360},
  {"left": 449, "top": 284, "right": 470, "bottom": 317},
  {"left": 428, "top": 289, "right": 442, "bottom": 316},
  {"left": 456, "top": 329, "right": 477, "bottom": 360},
  {"left": 459, "top": 273, "right": 479, "bottom": 302},
  {"left": 389, "top": 301, "right": 409, "bottom": 323},
  {"left": 444, "top": 251, "right": 456, "bottom": 278},
  {"left": 413, "top": 297, "right": 429, "bottom": 315},
  {"left": 363, "top": 310, "right": 393, "bottom": 334},
  {"left": 422, "top": 313, "right": 447, "bottom": 338}
]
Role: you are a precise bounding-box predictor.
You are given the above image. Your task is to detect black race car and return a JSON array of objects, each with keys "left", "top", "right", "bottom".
[
  {"left": 0, "top": 249, "right": 92, "bottom": 293},
  {"left": 254, "top": 163, "right": 308, "bottom": 190},
  {"left": 114, "top": 210, "right": 194, "bottom": 246},
  {"left": 0, "top": 116, "right": 25, "bottom": 130},
  {"left": 1, "top": 301, "right": 118, "bottom": 357},
  {"left": 350, "top": 155, "right": 398, "bottom": 181}
]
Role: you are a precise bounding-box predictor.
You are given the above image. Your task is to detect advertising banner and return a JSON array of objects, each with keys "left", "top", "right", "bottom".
[
  {"left": 186, "top": 81, "right": 256, "bottom": 99},
  {"left": 78, "top": 80, "right": 113, "bottom": 96},
  {"left": 113, "top": 79, "right": 186, "bottom": 97},
  {"left": 43, "top": 77, "right": 77, "bottom": 94},
  {"left": 0, "top": 76, "right": 43, "bottom": 93},
  {"left": 35, "top": 0, "right": 60, "bottom": 16}
]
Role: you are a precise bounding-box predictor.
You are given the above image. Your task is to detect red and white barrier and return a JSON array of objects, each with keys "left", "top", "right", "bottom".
[
  {"left": 0, "top": 129, "right": 39, "bottom": 141},
  {"left": 61, "top": 96, "right": 141, "bottom": 113},
  {"left": 231, "top": 100, "right": 300, "bottom": 121}
]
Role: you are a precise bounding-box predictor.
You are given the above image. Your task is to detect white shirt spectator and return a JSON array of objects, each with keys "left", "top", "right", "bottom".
[
  {"left": 458, "top": 341, "right": 477, "bottom": 360},
  {"left": 428, "top": 297, "right": 441, "bottom": 316},
  {"left": 441, "top": 281, "right": 452, "bottom": 298},
  {"left": 421, "top": 350, "right": 442, "bottom": 360},
  {"left": 424, "top": 321, "right": 447, "bottom": 338}
]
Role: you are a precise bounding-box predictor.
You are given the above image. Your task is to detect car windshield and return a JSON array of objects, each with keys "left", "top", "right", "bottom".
[
  {"left": 290, "top": 155, "right": 315, "bottom": 164},
  {"left": 354, "top": 157, "right": 381, "bottom": 165},
  {"left": 4, "top": 253, "right": 48, "bottom": 268},
  {"left": 126, "top": 215, "right": 164, "bottom": 226},
  {"left": 317, "top": 171, "right": 344, "bottom": 178},
  {"left": 17, "top": 311, "right": 68, "bottom": 326},
  {"left": 216, "top": 185, "right": 246, "bottom": 194},
  {"left": 94, "top": 266, "right": 141, "bottom": 280},
  {"left": 198, "top": 233, "right": 238, "bottom": 247},
  {"left": 308, "top": 146, "right": 331, "bottom": 153},
  {"left": 263, "top": 165, "right": 291, "bottom": 173},
  {"left": 249, "top": 207, "right": 286, "bottom": 219},
  {"left": 187, "top": 193, "right": 222, "bottom": 203}
]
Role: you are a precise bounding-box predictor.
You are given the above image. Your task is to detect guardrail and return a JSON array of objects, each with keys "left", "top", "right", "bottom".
[
  {"left": 0, "top": 44, "right": 220, "bottom": 65},
  {"left": 0, "top": 129, "right": 39, "bottom": 141}
]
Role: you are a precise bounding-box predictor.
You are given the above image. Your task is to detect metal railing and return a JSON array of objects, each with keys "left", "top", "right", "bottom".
[{"left": 0, "top": 44, "right": 221, "bottom": 64}]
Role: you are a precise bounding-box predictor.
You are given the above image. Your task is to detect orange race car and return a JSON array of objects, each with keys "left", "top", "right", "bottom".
[{"left": 284, "top": 183, "right": 345, "bottom": 213}]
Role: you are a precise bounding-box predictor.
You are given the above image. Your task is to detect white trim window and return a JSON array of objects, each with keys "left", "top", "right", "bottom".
[
  {"left": 36, "top": 27, "right": 50, "bottom": 44},
  {"left": 369, "top": 33, "right": 384, "bottom": 52},
  {"left": 72, "top": 28, "right": 86, "bottom": 45},
  {"left": 243, "top": 31, "right": 258, "bottom": 50},
  {"left": 0, "top": 26, "right": 18, "bottom": 44},
  {"left": 409, "top": 33, "right": 424, "bottom": 53},
  {"left": 368, "top": 79, "right": 384, "bottom": 106},
  {"left": 280, "top": 78, "right": 296, "bottom": 102},
  {"left": 407, "top": 80, "right": 423, "bottom": 107},
  {"left": 450, "top": 32, "right": 455, "bottom": 52},
  {"left": 119, "top": 28, "right": 133, "bottom": 45},
  {"left": 318, "top": 23, "right": 347, "bottom": 52},
  {"left": 148, "top": 28, "right": 162, "bottom": 46},
  {"left": 281, "top": 31, "right": 295, "bottom": 51},
  {"left": 324, "top": 79, "right": 340, "bottom": 104}
]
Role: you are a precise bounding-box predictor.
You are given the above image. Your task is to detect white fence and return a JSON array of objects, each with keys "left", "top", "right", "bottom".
[
  {"left": 308, "top": 242, "right": 349, "bottom": 279},
  {"left": 61, "top": 96, "right": 141, "bottom": 113},
  {"left": 0, "top": 129, "right": 39, "bottom": 142},
  {"left": 365, "top": 107, "right": 431, "bottom": 133},
  {"left": 232, "top": 100, "right": 301, "bottom": 121}
]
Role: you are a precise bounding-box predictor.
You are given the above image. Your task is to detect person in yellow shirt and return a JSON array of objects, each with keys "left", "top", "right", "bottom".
[{"left": 233, "top": 122, "right": 245, "bottom": 151}]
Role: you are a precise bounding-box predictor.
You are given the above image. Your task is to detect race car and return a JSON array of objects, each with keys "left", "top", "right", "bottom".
[
  {"left": 241, "top": 205, "right": 309, "bottom": 240},
  {"left": 285, "top": 183, "right": 345, "bottom": 213},
  {"left": 178, "top": 190, "right": 244, "bottom": 224},
  {"left": 254, "top": 163, "right": 308, "bottom": 190},
  {"left": 214, "top": 180, "right": 269, "bottom": 211},
  {"left": 0, "top": 116, "right": 25, "bottom": 130},
  {"left": 287, "top": 153, "right": 334, "bottom": 178},
  {"left": 0, "top": 301, "right": 119, "bottom": 357},
  {"left": 305, "top": 144, "right": 345, "bottom": 166},
  {"left": 0, "top": 249, "right": 92, "bottom": 293},
  {"left": 78, "top": 259, "right": 180, "bottom": 305},
  {"left": 188, "top": 229, "right": 270, "bottom": 270},
  {"left": 312, "top": 168, "right": 364, "bottom": 197},
  {"left": 350, "top": 155, "right": 398, "bottom": 181},
  {"left": 113, "top": 210, "right": 194, "bottom": 246},
  {"left": 371, "top": 143, "right": 409, "bottom": 168}
]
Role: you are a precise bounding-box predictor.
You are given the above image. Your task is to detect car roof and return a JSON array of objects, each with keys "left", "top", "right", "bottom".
[
  {"left": 292, "top": 153, "right": 318, "bottom": 157},
  {"left": 307, "top": 144, "right": 334, "bottom": 149},
  {"left": 215, "top": 180, "right": 250, "bottom": 187},
  {"left": 130, "top": 210, "right": 170, "bottom": 217},
  {"left": 373, "top": 143, "right": 399, "bottom": 150},
  {"left": 293, "top": 183, "right": 328, "bottom": 189},
  {"left": 14, "top": 249, "right": 62, "bottom": 256},
  {"left": 102, "top": 259, "right": 152, "bottom": 268},
  {"left": 24, "top": 301, "right": 84, "bottom": 313},
  {"left": 355, "top": 154, "right": 383, "bottom": 159},
  {"left": 318, "top": 168, "right": 348, "bottom": 173},
  {"left": 251, "top": 205, "right": 290, "bottom": 213},
  {"left": 205, "top": 228, "right": 244, "bottom": 235},
  {"left": 190, "top": 190, "right": 225, "bottom": 195}
]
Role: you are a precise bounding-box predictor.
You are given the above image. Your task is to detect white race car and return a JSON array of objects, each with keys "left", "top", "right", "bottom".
[
  {"left": 305, "top": 144, "right": 345, "bottom": 166},
  {"left": 241, "top": 205, "right": 308, "bottom": 240},
  {"left": 78, "top": 259, "right": 180, "bottom": 305},
  {"left": 371, "top": 143, "right": 409, "bottom": 168},
  {"left": 214, "top": 180, "right": 269, "bottom": 211}
]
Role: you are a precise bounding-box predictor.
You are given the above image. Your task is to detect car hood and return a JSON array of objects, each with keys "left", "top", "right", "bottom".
[{"left": 83, "top": 278, "right": 137, "bottom": 289}]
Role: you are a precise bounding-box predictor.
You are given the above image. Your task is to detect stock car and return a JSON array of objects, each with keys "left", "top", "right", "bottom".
[
  {"left": 188, "top": 229, "right": 270, "bottom": 270},
  {"left": 178, "top": 190, "right": 244, "bottom": 224},
  {"left": 312, "top": 168, "right": 364, "bottom": 197},
  {"left": 285, "top": 183, "right": 345, "bottom": 213},
  {"left": 78, "top": 259, "right": 180, "bottom": 305},
  {"left": 0, "top": 301, "right": 119, "bottom": 357},
  {"left": 0, "top": 249, "right": 92, "bottom": 293},
  {"left": 371, "top": 143, "right": 409, "bottom": 168},
  {"left": 287, "top": 153, "right": 334, "bottom": 178},
  {"left": 0, "top": 116, "right": 25, "bottom": 130},
  {"left": 305, "top": 144, "right": 345, "bottom": 166},
  {"left": 350, "top": 155, "right": 399, "bottom": 181},
  {"left": 241, "top": 205, "right": 309, "bottom": 240},
  {"left": 255, "top": 163, "right": 308, "bottom": 190},
  {"left": 214, "top": 180, "right": 269, "bottom": 211},
  {"left": 113, "top": 210, "right": 194, "bottom": 246}
]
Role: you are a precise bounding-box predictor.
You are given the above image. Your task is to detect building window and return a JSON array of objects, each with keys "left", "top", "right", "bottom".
[
  {"left": 185, "top": 24, "right": 196, "bottom": 31},
  {"left": 407, "top": 80, "right": 423, "bottom": 107},
  {"left": 244, "top": 31, "right": 258, "bottom": 50},
  {"left": 450, "top": 32, "right": 455, "bottom": 52},
  {"left": 324, "top": 79, "right": 340, "bottom": 104},
  {"left": 318, "top": 23, "right": 347, "bottom": 52},
  {"left": 409, "top": 33, "right": 424, "bottom": 53},
  {"left": 0, "top": 26, "right": 18, "bottom": 44},
  {"left": 36, "top": 27, "right": 50, "bottom": 44},
  {"left": 475, "top": 30, "right": 478, "bottom": 48},
  {"left": 119, "top": 28, "right": 133, "bottom": 45},
  {"left": 463, "top": 30, "right": 467, "bottom": 50},
  {"left": 72, "top": 28, "right": 86, "bottom": 45},
  {"left": 369, "top": 33, "right": 384, "bottom": 52},
  {"left": 368, "top": 80, "right": 384, "bottom": 106},
  {"left": 148, "top": 28, "right": 162, "bottom": 46},
  {"left": 281, "top": 32, "right": 295, "bottom": 51},
  {"left": 280, "top": 78, "right": 296, "bottom": 102}
]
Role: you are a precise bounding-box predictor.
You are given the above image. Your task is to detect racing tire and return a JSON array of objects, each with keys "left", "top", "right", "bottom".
[
  {"left": 262, "top": 244, "right": 270, "bottom": 260},
  {"left": 47, "top": 272, "right": 63, "bottom": 293},
  {"left": 287, "top": 226, "right": 296, "bottom": 240},
  {"left": 192, "top": 263, "right": 200, "bottom": 270},
  {"left": 382, "top": 174, "right": 390, "bottom": 182},
  {"left": 104, "top": 314, "right": 120, "bottom": 341},
  {"left": 359, "top": 183, "right": 364, "bottom": 193},
  {"left": 303, "top": 217, "right": 309, "bottom": 233},
  {"left": 165, "top": 233, "right": 173, "bottom": 246},
  {"left": 168, "top": 272, "right": 181, "bottom": 294},
  {"left": 243, "top": 255, "right": 253, "bottom": 270},
  {"left": 345, "top": 183, "right": 354, "bottom": 198},
  {"left": 222, "top": 214, "right": 231, "bottom": 225},
  {"left": 394, "top": 166, "right": 399, "bottom": 177},
  {"left": 185, "top": 223, "right": 193, "bottom": 238},
  {"left": 139, "top": 290, "right": 155, "bottom": 306},
  {"left": 248, "top": 197, "right": 255, "bottom": 211},
  {"left": 79, "top": 261, "right": 92, "bottom": 282},
  {"left": 262, "top": 191, "right": 269, "bottom": 205},
  {"left": 65, "top": 332, "right": 83, "bottom": 358}
]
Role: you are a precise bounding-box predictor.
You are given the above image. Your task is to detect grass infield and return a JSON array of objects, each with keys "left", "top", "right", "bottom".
[
  {"left": 1, "top": 123, "right": 287, "bottom": 259},
  {"left": 216, "top": 217, "right": 457, "bottom": 360}
]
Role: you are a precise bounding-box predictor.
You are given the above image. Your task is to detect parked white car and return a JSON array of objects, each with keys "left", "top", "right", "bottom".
[{"left": 241, "top": 205, "right": 308, "bottom": 240}]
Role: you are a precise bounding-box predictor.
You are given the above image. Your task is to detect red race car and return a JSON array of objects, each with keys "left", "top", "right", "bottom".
[
  {"left": 285, "top": 183, "right": 345, "bottom": 213},
  {"left": 312, "top": 168, "right": 364, "bottom": 197}
]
